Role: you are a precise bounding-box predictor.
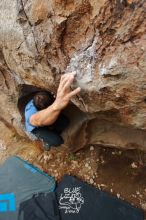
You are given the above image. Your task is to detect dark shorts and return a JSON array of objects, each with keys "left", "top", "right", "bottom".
[{"left": 31, "top": 114, "right": 69, "bottom": 150}]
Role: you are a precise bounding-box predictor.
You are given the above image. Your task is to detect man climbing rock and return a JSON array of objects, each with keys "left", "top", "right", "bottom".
[{"left": 24, "top": 72, "right": 81, "bottom": 150}]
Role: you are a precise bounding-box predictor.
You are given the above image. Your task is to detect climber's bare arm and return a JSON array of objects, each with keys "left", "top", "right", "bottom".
[
  {"left": 29, "top": 104, "right": 61, "bottom": 127},
  {"left": 29, "top": 72, "right": 81, "bottom": 127}
]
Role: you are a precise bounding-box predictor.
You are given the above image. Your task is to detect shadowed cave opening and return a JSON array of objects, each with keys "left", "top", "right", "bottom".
[{"left": 17, "top": 84, "right": 55, "bottom": 122}]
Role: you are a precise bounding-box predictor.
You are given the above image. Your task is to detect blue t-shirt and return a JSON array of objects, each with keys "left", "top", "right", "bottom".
[{"left": 24, "top": 99, "right": 38, "bottom": 132}]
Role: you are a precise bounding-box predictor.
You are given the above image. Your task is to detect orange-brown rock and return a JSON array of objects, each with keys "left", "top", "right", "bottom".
[{"left": 0, "top": 0, "right": 146, "bottom": 151}]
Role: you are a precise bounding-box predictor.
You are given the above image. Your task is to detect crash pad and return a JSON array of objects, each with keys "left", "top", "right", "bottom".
[
  {"left": 55, "top": 175, "right": 144, "bottom": 220},
  {"left": 0, "top": 156, "right": 56, "bottom": 220}
]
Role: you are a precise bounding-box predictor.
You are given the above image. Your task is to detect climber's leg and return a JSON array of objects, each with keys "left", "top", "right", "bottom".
[{"left": 32, "top": 127, "right": 64, "bottom": 150}]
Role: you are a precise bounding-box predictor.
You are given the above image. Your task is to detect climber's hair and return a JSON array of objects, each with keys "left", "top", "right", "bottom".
[{"left": 33, "top": 91, "right": 55, "bottom": 110}]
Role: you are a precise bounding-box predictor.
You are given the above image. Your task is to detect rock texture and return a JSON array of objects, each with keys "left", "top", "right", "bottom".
[{"left": 0, "top": 0, "right": 146, "bottom": 151}]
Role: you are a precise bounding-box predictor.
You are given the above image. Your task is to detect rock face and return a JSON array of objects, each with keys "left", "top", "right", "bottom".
[{"left": 0, "top": 0, "right": 146, "bottom": 151}]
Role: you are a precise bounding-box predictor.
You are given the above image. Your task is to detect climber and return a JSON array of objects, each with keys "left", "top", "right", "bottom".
[{"left": 24, "top": 72, "right": 81, "bottom": 150}]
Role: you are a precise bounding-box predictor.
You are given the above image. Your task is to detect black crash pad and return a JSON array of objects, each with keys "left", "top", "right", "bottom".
[
  {"left": 55, "top": 175, "right": 144, "bottom": 220},
  {"left": 18, "top": 192, "right": 60, "bottom": 220}
]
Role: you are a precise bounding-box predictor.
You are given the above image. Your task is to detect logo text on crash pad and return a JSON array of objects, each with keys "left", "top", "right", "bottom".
[
  {"left": 59, "top": 187, "right": 84, "bottom": 214},
  {"left": 0, "top": 193, "right": 16, "bottom": 212}
]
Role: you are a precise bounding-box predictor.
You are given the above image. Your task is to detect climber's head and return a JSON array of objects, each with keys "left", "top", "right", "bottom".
[{"left": 33, "top": 91, "right": 55, "bottom": 110}]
